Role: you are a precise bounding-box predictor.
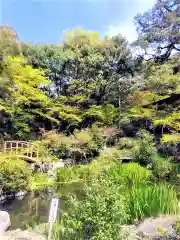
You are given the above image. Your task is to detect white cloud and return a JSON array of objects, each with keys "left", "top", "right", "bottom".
[
  {"left": 104, "top": 20, "right": 138, "bottom": 42},
  {"left": 103, "top": 0, "right": 155, "bottom": 42}
]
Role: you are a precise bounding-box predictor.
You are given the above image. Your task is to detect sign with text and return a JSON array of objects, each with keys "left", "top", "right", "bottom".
[{"left": 48, "top": 198, "right": 59, "bottom": 223}]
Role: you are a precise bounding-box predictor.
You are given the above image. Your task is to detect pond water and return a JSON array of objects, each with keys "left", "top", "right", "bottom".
[
  {"left": 0, "top": 182, "right": 84, "bottom": 230},
  {"left": 0, "top": 181, "right": 179, "bottom": 230}
]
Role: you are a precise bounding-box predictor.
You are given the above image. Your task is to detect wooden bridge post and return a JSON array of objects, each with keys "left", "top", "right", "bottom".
[{"left": 4, "top": 141, "right": 6, "bottom": 152}]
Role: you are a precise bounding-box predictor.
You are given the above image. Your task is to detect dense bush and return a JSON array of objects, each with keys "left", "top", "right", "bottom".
[
  {"left": 134, "top": 130, "right": 156, "bottom": 166},
  {"left": 0, "top": 153, "right": 32, "bottom": 193},
  {"left": 56, "top": 155, "right": 118, "bottom": 183},
  {"left": 39, "top": 128, "right": 105, "bottom": 163},
  {"left": 53, "top": 182, "right": 129, "bottom": 240},
  {"left": 151, "top": 155, "right": 177, "bottom": 180},
  {"left": 118, "top": 137, "right": 138, "bottom": 150}
]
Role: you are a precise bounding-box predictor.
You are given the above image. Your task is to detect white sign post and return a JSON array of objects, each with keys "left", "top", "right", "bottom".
[{"left": 48, "top": 198, "right": 59, "bottom": 240}]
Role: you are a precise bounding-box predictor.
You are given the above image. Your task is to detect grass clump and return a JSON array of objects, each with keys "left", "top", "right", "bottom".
[
  {"left": 108, "top": 162, "right": 151, "bottom": 185},
  {"left": 128, "top": 183, "right": 178, "bottom": 221}
]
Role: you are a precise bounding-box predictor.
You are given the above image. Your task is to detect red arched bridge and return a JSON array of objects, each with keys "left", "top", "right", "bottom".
[{"left": 1, "top": 141, "right": 39, "bottom": 163}]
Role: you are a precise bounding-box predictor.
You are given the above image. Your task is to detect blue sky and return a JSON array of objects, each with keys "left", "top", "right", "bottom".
[{"left": 0, "top": 0, "right": 155, "bottom": 44}]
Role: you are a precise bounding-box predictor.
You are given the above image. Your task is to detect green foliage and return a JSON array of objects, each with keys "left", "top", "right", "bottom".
[
  {"left": 53, "top": 182, "right": 129, "bottom": 240},
  {"left": 151, "top": 155, "right": 177, "bottom": 180},
  {"left": 29, "top": 173, "right": 49, "bottom": 190},
  {"left": 128, "top": 184, "right": 178, "bottom": 221},
  {"left": 50, "top": 101, "right": 82, "bottom": 125},
  {"left": 118, "top": 138, "right": 138, "bottom": 150},
  {"left": 56, "top": 155, "right": 118, "bottom": 183},
  {"left": 83, "top": 104, "right": 117, "bottom": 126},
  {"left": 56, "top": 167, "right": 78, "bottom": 183},
  {"left": 134, "top": 130, "right": 156, "bottom": 166},
  {"left": 0, "top": 25, "right": 21, "bottom": 57},
  {"left": 161, "top": 134, "right": 180, "bottom": 143},
  {"left": 0, "top": 153, "right": 32, "bottom": 193},
  {"left": 40, "top": 128, "right": 105, "bottom": 163},
  {"left": 154, "top": 112, "right": 180, "bottom": 132},
  {"left": 147, "top": 63, "right": 180, "bottom": 95},
  {"left": 134, "top": 0, "right": 179, "bottom": 61},
  {"left": 55, "top": 157, "right": 179, "bottom": 238},
  {"left": 89, "top": 124, "right": 105, "bottom": 148},
  {"left": 109, "top": 163, "right": 151, "bottom": 186},
  {"left": 0, "top": 56, "right": 52, "bottom": 138},
  {"left": 127, "top": 107, "right": 154, "bottom": 119},
  {"left": 0, "top": 21, "right": 179, "bottom": 238}
]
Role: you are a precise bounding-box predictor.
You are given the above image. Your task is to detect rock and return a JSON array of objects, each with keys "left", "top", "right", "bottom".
[
  {"left": 120, "top": 225, "right": 137, "bottom": 239},
  {"left": 136, "top": 216, "right": 178, "bottom": 239},
  {"left": 2, "top": 229, "right": 46, "bottom": 240},
  {"left": 121, "top": 216, "right": 179, "bottom": 239},
  {"left": 0, "top": 195, "right": 6, "bottom": 203},
  {"left": 0, "top": 211, "right": 11, "bottom": 234},
  {"left": 15, "top": 191, "right": 27, "bottom": 200},
  {"left": 48, "top": 160, "right": 64, "bottom": 176}
]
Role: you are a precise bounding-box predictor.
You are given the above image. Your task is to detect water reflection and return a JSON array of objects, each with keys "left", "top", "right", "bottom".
[{"left": 0, "top": 182, "right": 84, "bottom": 230}]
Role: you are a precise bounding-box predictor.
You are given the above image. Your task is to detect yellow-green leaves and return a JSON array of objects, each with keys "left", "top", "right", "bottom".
[
  {"left": 154, "top": 112, "right": 180, "bottom": 131},
  {"left": 147, "top": 63, "right": 180, "bottom": 95},
  {"left": 161, "top": 134, "right": 180, "bottom": 143},
  {"left": 5, "top": 56, "right": 49, "bottom": 106}
]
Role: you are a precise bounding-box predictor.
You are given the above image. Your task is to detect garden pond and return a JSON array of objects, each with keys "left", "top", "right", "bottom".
[{"left": 0, "top": 182, "right": 84, "bottom": 230}]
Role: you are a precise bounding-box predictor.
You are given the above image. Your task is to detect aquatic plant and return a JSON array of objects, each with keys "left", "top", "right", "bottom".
[{"left": 128, "top": 183, "right": 178, "bottom": 221}]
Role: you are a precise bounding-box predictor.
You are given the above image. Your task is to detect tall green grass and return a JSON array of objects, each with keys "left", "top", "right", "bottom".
[
  {"left": 128, "top": 183, "right": 178, "bottom": 221},
  {"left": 108, "top": 163, "right": 151, "bottom": 185}
]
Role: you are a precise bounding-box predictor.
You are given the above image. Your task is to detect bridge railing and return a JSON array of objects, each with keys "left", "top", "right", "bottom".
[{"left": 2, "top": 141, "right": 39, "bottom": 162}]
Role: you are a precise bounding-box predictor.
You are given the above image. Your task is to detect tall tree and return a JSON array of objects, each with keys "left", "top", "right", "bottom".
[
  {"left": 0, "top": 25, "right": 21, "bottom": 57},
  {"left": 0, "top": 57, "right": 51, "bottom": 138},
  {"left": 134, "top": 0, "right": 180, "bottom": 62},
  {"left": 22, "top": 43, "right": 66, "bottom": 97}
]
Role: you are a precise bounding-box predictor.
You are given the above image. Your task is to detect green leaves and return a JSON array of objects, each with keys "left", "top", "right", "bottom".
[
  {"left": 161, "top": 134, "right": 180, "bottom": 143},
  {"left": 147, "top": 63, "right": 180, "bottom": 95},
  {"left": 0, "top": 153, "right": 32, "bottom": 193},
  {"left": 83, "top": 104, "right": 118, "bottom": 126}
]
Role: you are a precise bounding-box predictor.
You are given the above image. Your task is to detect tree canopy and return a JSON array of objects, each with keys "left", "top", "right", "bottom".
[
  {"left": 134, "top": 0, "right": 180, "bottom": 61},
  {"left": 0, "top": 1, "right": 179, "bottom": 142}
]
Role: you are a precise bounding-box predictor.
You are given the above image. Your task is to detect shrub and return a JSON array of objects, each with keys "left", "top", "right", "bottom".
[
  {"left": 52, "top": 182, "right": 129, "bottom": 240},
  {"left": 56, "top": 155, "right": 119, "bottom": 184},
  {"left": 151, "top": 155, "right": 177, "bottom": 180},
  {"left": 56, "top": 166, "right": 78, "bottom": 182},
  {"left": 134, "top": 130, "right": 156, "bottom": 166},
  {"left": 89, "top": 124, "right": 105, "bottom": 148},
  {"left": 0, "top": 153, "right": 32, "bottom": 193},
  {"left": 128, "top": 183, "right": 178, "bottom": 221},
  {"left": 29, "top": 173, "right": 49, "bottom": 190},
  {"left": 118, "top": 138, "right": 137, "bottom": 150}
]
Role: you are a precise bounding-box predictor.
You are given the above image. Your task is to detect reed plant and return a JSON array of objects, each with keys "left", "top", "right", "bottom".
[
  {"left": 128, "top": 183, "right": 179, "bottom": 221},
  {"left": 108, "top": 162, "right": 151, "bottom": 185}
]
